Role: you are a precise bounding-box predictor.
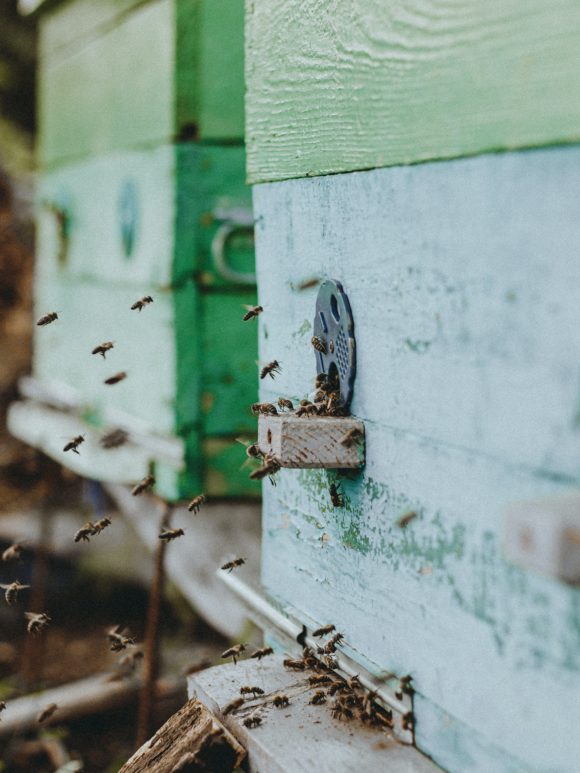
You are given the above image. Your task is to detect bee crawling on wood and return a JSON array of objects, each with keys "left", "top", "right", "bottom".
[
  {"left": 187, "top": 494, "right": 206, "bottom": 514},
  {"left": 104, "top": 371, "right": 127, "bottom": 385},
  {"left": 242, "top": 305, "right": 263, "bottom": 322},
  {"left": 106, "top": 625, "right": 135, "bottom": 652},
  {"left": 277, "top": 397, "right": 294, "bottom": 411},
  {"left": 340, "top": 427, "right": 363, "bottom": 448},
  {"left": 346, "top": 675, "right": 361, "bottom": 690},
  {"left": 310, "top": 690, "right": 327, "bottom": 705},
  {"left": 327, "top": 680, "right": 347, "bottom": 696},
  {"left": 272, "top": 694, "right": 289, "bottom": 708},
  {"left": 311, "top": 335, "right": 326, "bottom": 353},
  {"left": 221, "top": 643, "right": 246, "bottom": 665},
  {"left": 251, "top": 402, "right": 278, "bottom": 416},
  {"left": 25, "top": 612, "right": 51, "bottom": 634},
  {"left": 1, "top": 581, "right": 30, "bottom": 606},
  {"left": 260, "top": 360, "right": 281, "bottom": 380},
  {"left": 323, "top": 655, "right": 339, "bottom": 670},
  {"left": 2, "top": 543, "right": 23, "bottom": 562},
  {"left": 131, "top": 295, "right": 154, "bottom": 312},
  {"left": 37, "top": 703, "right": 58, "bottom": 724},
  {"left": 331, "top": 698, "right": 354, "bottom": 721},
  {"left": 312, "top": 624, "right": 335, "bottom": 638},
  {"left": 221, "top": 558, "right": 246, "bottom": 573},
  {"left": 131, "top": 474, "right": 155, "bottom": 496},
  {"left": 91, "top": 341, "right": 114, "bottom": 359},
  {"left": 223, "top": 697, "right": 245, "bottom": 716},
  {"left": 243, "top": 712, "right": 262, "bottom": 728},
  {"left": 397, "top": 511, "right": 417, "bottom": 529},
  {"left": 309, "top": 674, "right": 332, "bottom": 686},
  {"left": 63, "top": 434, "right": 85, "bottom": 454},
  {"left": 283, "top": 658, "right": 305, "bottom": 671},
  {"left": 329, "top": 482, "right": 343, "bottom": 508},
  {"left": 100, "top": 428, "right": 129, "bottom": 449},
  {"left": 250, "top": 646, "right": 273, "bottom": 660},
  {"left": 301, "top": 647, "right": 318, "bottom": 669},
  {"left": 93, "top": 516, "right": 112, "bottom": 534},
  {"left": 36, "top": 312, "right": 58, "bottom": 326},
  {"left": 159, "top": 527, "right": 185, "bottom": 542},
  {"left": 74, "top": 522, "right": 96, "bottom": 543},
  {"left": 296, "top": 401, "right": 318, "bottom": 417},
  {"left": 240, "top": 686, "right": 264, "bottom": 698}
]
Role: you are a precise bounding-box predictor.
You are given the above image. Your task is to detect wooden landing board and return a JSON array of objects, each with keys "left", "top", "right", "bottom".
[
  {"left": 253, "top": 147, "right": 580, "bottom": 772},
  {"left": 246, "top": 0, "right": 580, "bottom": 182},
  {"left": 188, "top": 657, "right": 441, "bottom": 773}
]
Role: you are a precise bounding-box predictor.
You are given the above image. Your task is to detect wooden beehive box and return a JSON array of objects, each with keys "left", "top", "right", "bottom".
[
  {"left": 244, "top": 2, "right": 580, "bottom": 771},
  {"left": 11, "top": 0, "right": 258, "bottom": 500}
]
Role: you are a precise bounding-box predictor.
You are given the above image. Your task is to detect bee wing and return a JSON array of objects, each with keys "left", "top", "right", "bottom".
[
  {"left": 24, "top": 611, "right": 37, "bottom": 620},
  {"left": 242, "top": 304, "right": 257, "bottom": 311}
]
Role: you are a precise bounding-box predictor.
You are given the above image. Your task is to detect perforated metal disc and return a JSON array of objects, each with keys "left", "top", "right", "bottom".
[{"left": 313, "top": 279, "right": 356, "bottom": 408}]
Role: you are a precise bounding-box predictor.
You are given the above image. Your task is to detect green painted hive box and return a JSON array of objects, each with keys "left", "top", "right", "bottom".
[
  {"left": 11, "top": 0, "right": 259, "bottom": 500},
  {"left": 246, "top": 2, "right": 580, "bottom": 772}
]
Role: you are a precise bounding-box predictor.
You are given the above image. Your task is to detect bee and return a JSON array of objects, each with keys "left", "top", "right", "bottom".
[
  {"left": 106, "top": 625, "right": 135, "bottom": 652},
  {"left": 2, "top": 543, "right": 23, "bottom": 562},
  {"left": 132, "top": 474, "right": 155, "bottom": 496},
  {"left": 325, "top": 392, "right": 345, "bottom": 416},
  {"left": 249, "top": 455, "right": 280, "bottom": 482},
  {"left": 221, "top": 558, "right": 246, "bottom": 573},
  {"left": 250, "top": 646, "right": 273, "bottom": 660},
  {"left": 131, "top": 295, "right": 154, "bottom": 311},
  {"left": 260, "top": 360, "right": 281, "bottom": 380},
  {"left": 346, "top": 675, "right": 361, "bottom": 690},
  {"left": 36, "top": 312, "right": 58, "bottom": 326},
  {"left": 240, "top": 686, "right": 264, "bottom": 697},
  {"left": 236, "top": 439, "right": 263, "bottom": 459},
  {"left": 328, "top": 632, "right": 344, "bottom": 648},
  {"left": 0, "top": 700, "right": 6, "bottom": 714},
  {"left": 92, "top": 516, "right": 112, "bottom": 534},
  {"left": 331, "top": 698, "right": 353, "bottom": 721},
  {"left": 277, "top": 397, "right": 294, "bottom": 411},
  {"left": 63, "top": 435, "right": 85, "bottom": 454},
  {"left": 296, "top": 277, "right": 320, "bottom": 291},
  {"left": 340, "top": 427, "right": 363, "bottom": 448},
  {"left": 309, "top": 674, "right": 332, "bottom": 686},
  {"left": 104, "top": 371, "right": 127, "bottom": 385},
  {"left": 91, "top": 341, "right": 114, "bottom": 359},
  {"left": 272, "top": 694, "right": 289, "bottom": 708},
  {"left": 329, "top": 483, "right": 343, "bottom": 508},
  {"left": 282, "top": 658, "right": 305, "bottom": 671},
  {"left": 327, "top": 681, "right": 347, "bottom": 696},
  {"left": 251, "top": 402, "right": 277, "bottom": 416},
  {"left": 296, "top": 402, "right": 318, "bottom": 417},
  {"left": 223, "top": 697, "right": 245, "bottom": 715},
  {"left": 25, "top": 612, "right": 51, "bottom": 634},
  {"left": 397, "top": 511, "right": 417, "bottom": 529},
  {"left": 1, "top": 581, "right": 30, "bottom": 606},
  {"left": 74, "top": 522, "right": 96, "bottom": 543},
  {"left": 323, "top": 655, "right": 338, "bottom": 670},
  {"left": 395, "top": 674, "right": 413, "bottom": 700},
  {"left": 312, "top": 624, "right": 335, "bottom": 638},
  {"left": 221, "top": 643, "right": 246, "bottom": 665},
  {"left": 402, "top": 711, "right": 414, "bottom": 731},
  {"left": 315, "top": 373, "right": 328, "bottom": 389},
  {"left": 187, "top": 494, "right": 206, "bottom": 514},
  {"left": 373, "top": 707, "right": 395, "bottom": 729},
  {"left": 301, "top": 648, "right": 318, "bottom": 669},
  {"left": 242, "top": 305, "right": 263, "bottom": 322},
  {"left": 309, "top": 690, "right": 327, "bottom": 705},
  {"left": 37, "top": 703, "right": 58, "bottom": 724},
  {"left": 159, "top": 527, "right": 185, "bottom": 542},
  {"left": 311, "top": 336, "right": 326, "bottom": 353},
  {"left": 243, "top": 713, "right": 262, "bottom": 728},
  {"left": 100, "top": 428, "right": 129, "bottom": 449}
]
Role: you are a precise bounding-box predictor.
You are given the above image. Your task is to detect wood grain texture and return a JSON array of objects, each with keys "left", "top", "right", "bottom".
[
  {"left": 245, "top": 0, "right": 580, "bottom": 183},
  {"left": 253, "top": 147, "right": 580, "bottom": 771}
]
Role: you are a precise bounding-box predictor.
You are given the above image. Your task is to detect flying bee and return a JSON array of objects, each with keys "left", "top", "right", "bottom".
[
  {"left": 340, "top": 427, "right": 363, "bottom": 448},
  {"left": 236, "top": 438, "right": 263, "bottom": 460},
  {"left": 397, "top": 511, "right": 417, "bottom": 529},
  {"left": 240, "top": 686, "right": 264, "bottom": 697},
  {"left": 91, "top": 341, "right": 114, "bottom": 359},
  {"left": 37, "top": 703, "right": 58, "bottom": 724},
  {"left": 74, "top": 522, "right": 96, "bottom": 543},
  {"left": 242, "top": 305, "right": 263, "bottom": 322},
  {"left": 250, "top": 646, "right": 273, "bottom": 660},
  {"left": 295, "top": 277, "right": 320, "bottom": 291},
  {"left": 309, "top": 674, "right": 332, "bottom": 686},
  {"left": 63, "top": 434, "right": 85, "bottom": 454},
  {"left": 25, "top": 612, "right": 51, "bottom": 634},
  {"left": 272, "top": 694, "right": 289, "bottom": 708},
  {"left": 221, "top": 558, "right": 246, "bottom": 573},
  {"left": 282, "top": 658, "right": 305, "bottom": 671},
  {"left": 221, "top": 643, "right": 246, "bottom": 665},
  {"left": 310, "top": 690, "right": 327, "bottom": 705},
  {"left": 131, "top": 474, "right": 155, "bottom": 496},
  {"left": 187, "top": 494, "right": 206, "bottom": 513},
  {"left": 36, "top": 312, "right": 58, "bottom": 326},
  {"left": 2, "top": 543, "right": 23, "bottom": 562},
  {"left": 251, "top": 402, "right": 277, "bottom": 416},
  {"left": 312, "top": 624, "right": 335, "bottom": 638},
  {"left": 93, "top": 516, "right": 112, "bottom": 534},
  {"left": 243, "top": 713, "right": 262, "bottom": 728},
  {"left": 159, "top": 527, "right": 185, "bottom": 542},
  {"left": 328, "top": 632, "right": 344, "bottom": 648},
  {"left": 106, "top": 625, "right": 135, "bottom": 652},
  {"left": 249, "top": 454, "right": 280, "bottom": 482},
  {"left": 311, "top": 336, "right": 326, "bottom": 353},
  {"left": 223, "top": 697, "right": 245, "bottom": 715},
  {"left": 260, "top": 360, "right": 281, "bottom": 380},
  {"left": 1, "top": 581, "right": 30, "bottom": 606},
  {"left": 277, "top": 397, "right": 294, "bottom": 411},
  {"left": 104, "top": 371, "right": 127, "bottom": 385},
  {"left": 0, "top": 701, "right": 6, "bottom": 714},
  {"left": 131, "top": 295, "right": 154, "bottom": 311},
  {"left": 100, "top": 428, "right": 129, "bottom": 449},
  {"left": 329, "top": 482, "right": 343, "bottom": 508}
]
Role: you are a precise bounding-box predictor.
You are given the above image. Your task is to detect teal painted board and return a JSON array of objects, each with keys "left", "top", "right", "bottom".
[{"left": 253, "top": 146, "right": 580, "bottom": 772}]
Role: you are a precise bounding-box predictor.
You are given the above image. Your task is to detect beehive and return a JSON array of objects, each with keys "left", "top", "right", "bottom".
[
  {"left": 12, "top": 0, "right": 258, "bottom": 500},
  {"left": 245, "top": 2, "right": 580, "bottom": 770}
]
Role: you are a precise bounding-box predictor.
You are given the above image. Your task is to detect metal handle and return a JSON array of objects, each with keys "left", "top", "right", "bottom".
[{"left": 210, "top": 216, "right": 256, "bottom": 285}]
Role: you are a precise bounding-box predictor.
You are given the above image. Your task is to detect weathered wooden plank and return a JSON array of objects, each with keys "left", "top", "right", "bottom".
[
  {"left": 246, "top": 0, "right": 580, "bottom": 183},
  {"left": 253, "top": 148, "right": 580, "bottom": 771}
]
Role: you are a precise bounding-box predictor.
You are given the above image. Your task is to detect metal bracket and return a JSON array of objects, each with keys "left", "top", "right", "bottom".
[
  {"left": 211, "top": 207, "right": 256, "bottom": 285},
  {"left": 313, "top": 279, "right": 356, "bottom": 407}
]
